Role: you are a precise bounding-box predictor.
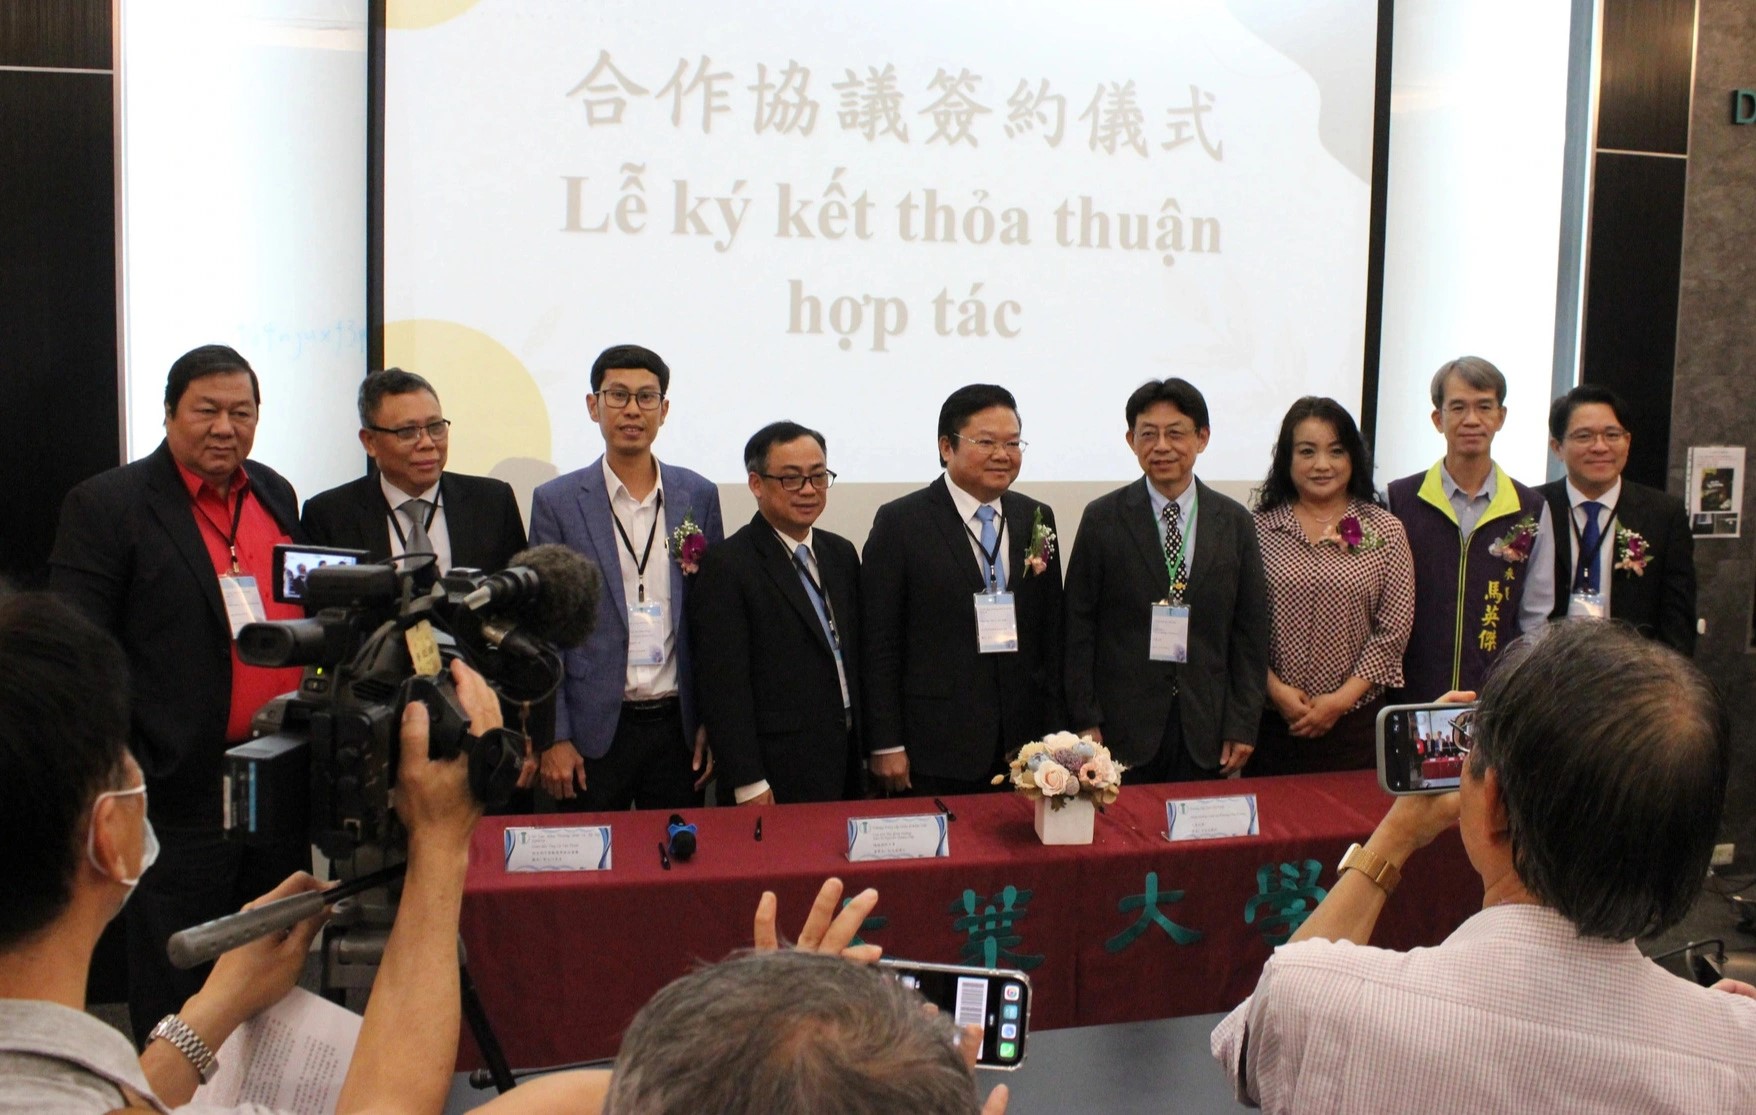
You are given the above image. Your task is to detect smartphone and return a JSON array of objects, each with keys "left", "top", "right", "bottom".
[
  {"left": 878, "top": 958, "right": 1030, "bottom": 1070},
  {"left": 1376, "top": 701, "right": 1477, "bottom": 795},
  {"left": 272, "top": 544, "right": 368, "bottom": 604}
]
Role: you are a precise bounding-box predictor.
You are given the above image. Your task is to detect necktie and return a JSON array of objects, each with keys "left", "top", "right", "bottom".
[
  {"left": 1576, "top": 500, "right": 1603, "bottom": 593},
  {"left": 794, "top": 544, "right": 835, "bottom": 647},
  {"left": 1162, "top": 501, "right": 1184, "bottom": 700},
  {"left": 400, "top": 497, "right": 434, "bottom": 555},
  {"left": 975, "top": 505, "right": 1004, "bottom": 590}
]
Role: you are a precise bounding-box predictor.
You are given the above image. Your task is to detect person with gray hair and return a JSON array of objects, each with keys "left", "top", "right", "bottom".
[
  {"left": 1212, "top": 620, "right": 1756, "bottom": 1113},
  {"left": 603, "top": 949, "right": 1007, "bottom": 1115},
  {"left": 1385, "top": 355, "right": 1555, "bottom": 698}
]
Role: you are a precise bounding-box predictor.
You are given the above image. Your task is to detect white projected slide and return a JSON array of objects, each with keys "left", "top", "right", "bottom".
[{"left": 385, "top": 0, "right": 1382, "bottom": 485}]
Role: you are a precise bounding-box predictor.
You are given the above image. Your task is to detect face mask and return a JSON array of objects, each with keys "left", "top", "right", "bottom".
[{"left": 86, "top": 781, "right": 160, "bottom": 889}]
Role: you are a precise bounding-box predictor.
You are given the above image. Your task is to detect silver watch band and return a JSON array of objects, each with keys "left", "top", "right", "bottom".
[{"left": 150, "top": 1014, "right": 219, "bottom": 1083}]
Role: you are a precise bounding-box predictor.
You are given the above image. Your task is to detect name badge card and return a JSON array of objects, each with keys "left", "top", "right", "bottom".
[
  {"left": 974, "top": 592, "right": 1019, "bottom": 654},
  {"left": 1149, "top": 603, "right": 1191, "bottom": 662},
  {"left": 626, "top": 601, "right": 668, "bottom": 666},
  {"left": 219, "top": 575, "right": 267, "bottom": 638},
  {"left": 846, "top": 814, "right": 950, "bottom": 862},
  {"left": 503, "top": 825, "right": 613, "bottom": 872},
  {"left": 1568, "top": 591, "right": 1607, "bottom": 619},
  {"left": 1165, "top": 794, "right": 1259, "bottom": 842}
]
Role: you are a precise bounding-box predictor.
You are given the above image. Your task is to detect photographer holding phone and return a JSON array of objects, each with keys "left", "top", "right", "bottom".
[{"left": 1212, "top": 620, "right": 1756, "bottom": 1113}]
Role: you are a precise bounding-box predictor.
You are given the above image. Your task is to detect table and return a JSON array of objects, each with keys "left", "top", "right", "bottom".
[{"left": 455, "top": 772, "right": 1479, "bottom": 1070}]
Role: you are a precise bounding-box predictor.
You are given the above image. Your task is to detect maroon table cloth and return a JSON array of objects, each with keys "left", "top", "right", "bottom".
[{"left": 456, "top": 771, "right": 1479, "bottom": 1069}]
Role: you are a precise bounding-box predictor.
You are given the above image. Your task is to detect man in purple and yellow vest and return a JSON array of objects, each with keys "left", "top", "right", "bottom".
[{"left": 1387, "top": 357, "right": 1555, "bottom": 698}]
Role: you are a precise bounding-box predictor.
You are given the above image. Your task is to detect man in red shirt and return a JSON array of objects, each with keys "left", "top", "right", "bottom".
[{"left": 50, "top": 344, "right": 309, "bottom": 1045}]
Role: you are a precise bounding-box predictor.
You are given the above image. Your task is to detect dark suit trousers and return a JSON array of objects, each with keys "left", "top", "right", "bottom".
[
  {"left": 125, "top": 822, "right": 309, "bottom": 1045},
  {"left": 555, "top": 701, "right": 703, "bottom": 813}
]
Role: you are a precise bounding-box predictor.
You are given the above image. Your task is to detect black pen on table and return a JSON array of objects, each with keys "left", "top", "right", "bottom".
[
  {"left": 753, "top": 816, "right": 763, "bottom": 841},
  {"left": 933, "top": 796, "right": 957, "bottom": 821},
  {"left": 657, "top": 841, "right": 671, "bottom": 870}
]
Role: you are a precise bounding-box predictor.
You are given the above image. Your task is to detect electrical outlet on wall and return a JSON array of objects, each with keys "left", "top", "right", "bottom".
[{"left": 1712, "top": 843, "right": 1736, "bottom": 868}]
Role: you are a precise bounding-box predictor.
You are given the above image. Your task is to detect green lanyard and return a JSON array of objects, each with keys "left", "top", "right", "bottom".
[{"left": 1158, "top": 486, "right": 1196, "bottom": 602}]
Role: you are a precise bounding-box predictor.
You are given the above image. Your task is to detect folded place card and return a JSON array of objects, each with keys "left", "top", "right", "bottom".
[
  {"left": 846, "top": 814, "right": 950, "bottom": 862},
  {"left": 503, "top": 825, "right": 613, "bottom": 872},
  {"left": 1165, "top": 794, "right": 1259, "bottom": 842}
]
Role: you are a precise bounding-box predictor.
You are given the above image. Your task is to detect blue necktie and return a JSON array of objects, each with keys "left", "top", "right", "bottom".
[
  {"left": 975, "top": 505, "right": 1004, "bottom": 590},
  {"left": 1576, "top": 500, "right": 1604, "bottom": 593},
  {"left": 793, "top": 544, "right": 835, "bottom": 647}
]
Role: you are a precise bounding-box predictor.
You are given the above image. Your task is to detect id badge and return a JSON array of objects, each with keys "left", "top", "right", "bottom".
[
  {"left": 974, "top": 592, "right": 1019, "bottom": 654},
  {"left": 218, "top": 574, "right": 266, "bottom": 639},
  {"left": 1568, "top": 590, "right": 1607, "bottom": 619},
  {"left": 626, "top": 601, "right": 669, "bottom": 665},
  {"left": 1149, "top": 603, "right": 1191, "bottom": 662}
]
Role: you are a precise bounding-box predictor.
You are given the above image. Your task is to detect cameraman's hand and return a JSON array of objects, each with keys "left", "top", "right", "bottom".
[
  {"left": 542, "top": 740, "right": 588, "bottom": 799},
  {"left": 753, "top": 877, "right": 882, "bottom": 965},
  {"left": 396, "top": 659, "right": 488, "bottom": 851}
]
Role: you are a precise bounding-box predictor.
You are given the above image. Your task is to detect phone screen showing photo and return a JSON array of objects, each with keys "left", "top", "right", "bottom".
[
  {"left": 884, "top": 963, "right": 1029, "bottom": 1068},
  {"left": 1379, "top": 704, "right": 1473, "bottom": 793}
]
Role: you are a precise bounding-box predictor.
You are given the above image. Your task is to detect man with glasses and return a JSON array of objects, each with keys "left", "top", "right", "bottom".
[
  {"left": 689, "top": 422, "right": 863, "bottom": 804},
  {"left": 1063, "top": 378, "right": 1268, "bottom": 782},
  {"left": 1538, "top": 385, "right": 1696, "bottom": 653},
  {"left": 302, "top": 368, "right": 527, "bottom": 578},
  {"left": 529, "top": 344, "right": 722, "bottom": 811},
  {"left": 861, "top": 384, "right": 1064, "bottom": 797}
]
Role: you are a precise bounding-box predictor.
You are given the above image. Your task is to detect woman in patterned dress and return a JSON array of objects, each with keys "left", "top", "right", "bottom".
[{"left": 1249, "top": 397, "right": 1415, "bottom": 775}]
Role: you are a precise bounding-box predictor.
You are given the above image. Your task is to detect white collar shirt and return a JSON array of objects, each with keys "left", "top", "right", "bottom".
[
  {"left": 381, "top": 474, "right": 451, "bottom": 575},
  {"left": 602, "top": 457, "right": 677, "bottom": 699},
  {"left": 1565, "top": 477, "right": 1623, "bottom": 612},
  {"left": 944, "top": 476, "right": 1009, "bottom": 591}
]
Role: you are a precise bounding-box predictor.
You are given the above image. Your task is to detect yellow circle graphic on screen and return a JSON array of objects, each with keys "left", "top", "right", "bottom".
[
  {"left": 385, "top": 1, "right": 480, "bottom": 30},
  {"left": 382, "top": 320, "right": 552, "bottom": 476}
]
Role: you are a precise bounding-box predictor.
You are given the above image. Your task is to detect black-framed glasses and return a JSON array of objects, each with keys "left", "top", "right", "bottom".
[
  {"left": 1563, "top": 427, "right": 1629, "bottom": 447},
  {"left": 367, "top": 419, "right": 451, "bottom": 444},
  {"left": 952, "top": 434, "right": 1028, "bottom": 454},
  {"left": 761, "top": 469, "right": 837, "bottom": 492},
  {"left": 597, "top": 387, "right": 666, "bottom": 410}
]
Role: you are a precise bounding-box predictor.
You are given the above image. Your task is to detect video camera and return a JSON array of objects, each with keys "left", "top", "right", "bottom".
[{"left": 224, "top": 544, "right": 599, "bottom": 864}]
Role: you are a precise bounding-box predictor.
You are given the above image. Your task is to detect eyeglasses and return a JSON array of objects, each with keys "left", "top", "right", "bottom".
[
  {"left": 761, "top": 470, "right": 837, "bottom": 492},
  {"left": 1564, "top": 427, "right": 1629, "bottom": 447},
  {"left": 952, "top": 434, "right": 1028, "bottom": 454},
  {"left": 367, "top": 420, "right": 451, "bottom": 444},
  {"left": 597, "top": 387, "right": 666, "bottom": 411},
  {"left": 1449, "top": 710, "right": 1475, "bottom": 754}
]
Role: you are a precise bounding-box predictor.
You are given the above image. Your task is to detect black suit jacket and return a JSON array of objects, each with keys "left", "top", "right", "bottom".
[
  {"left": 1063, "top": 477, "right": 1270, "bottom": 770},
  {"left": 49, "top": 441, "right": 304, "bottom": 826},
  {"left": 688, "top": 513, "right": 862, "bottom": 803},
  {"left": 300, "top": 471, "right": 527, "bottom": 573},
  {"left": 1539, "top": 477, "right": 1697, "bottom": 654},
  {"left": 860, "top": 476, "right": 1065, "bottom": 783}
]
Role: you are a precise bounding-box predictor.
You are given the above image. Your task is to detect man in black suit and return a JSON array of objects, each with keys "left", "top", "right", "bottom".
[
  {"left": 689, "top": 422, "right": 861, "bottom": 804},
  {"left": 861, "top": 384, "right": 1064, "bottom": 797},
  {"left": 1540, "top": 385, "right": 1697, "bottom": 654},
  {"left": 300, "top": 368, "right": 527, "bottom": 576},
  {"left": 1064, "top": 378, "right": 1269, "bottom": 781},
  {"left": 49, "top": 344, "right": 311, "bottom": 1043}
]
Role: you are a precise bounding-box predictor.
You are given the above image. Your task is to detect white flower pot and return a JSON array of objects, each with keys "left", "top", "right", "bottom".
[{"left": 1034, "top": 795, "right": 1095, "bottom": 845}]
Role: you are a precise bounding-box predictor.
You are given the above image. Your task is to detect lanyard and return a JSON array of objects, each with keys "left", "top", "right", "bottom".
[
  {"left": 1568, "top": 498, "right": 1620, "bottom": 590},
  {"left": 792, "top": 548, "right": 841, "bottom": 649},
  {"left": 194, "top": 487, "right": 248, "bottom": 574},
  {"left": 1159, "top": 486, "right": 1196, "bottom": 600},
  {"left": 611, "top": 489, "right": 663, "bottom": 602},
  {"left": 962, "top": 513, "right": 1007, "bottom": 591},
  {"left": 386, "top": 489, "right": 442, "bottom": 551}
]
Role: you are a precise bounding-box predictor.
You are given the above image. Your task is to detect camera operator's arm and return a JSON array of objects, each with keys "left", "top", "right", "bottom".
[
  {"left": 140, "top": 873, "right": 330, "bottom": 1107},
  {"left": 335, "top": 659, "right": 489, "bottom": 1115}
]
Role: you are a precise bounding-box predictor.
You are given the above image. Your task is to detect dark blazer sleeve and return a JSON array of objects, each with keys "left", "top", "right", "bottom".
[
  {"left": 49, "top": 478, "right": 129, "bottom": 631},
  {"left": 300, "top": 485, "right": 362, "bottom": 553},
  {"left": 1062, "top": 498, "right": 1106, "bottom": 733},
  {"left": 1033, "top": 502, "right": 1068, "bottom": 730},
  {"left": 859, "top": 502, "right": 907, "bottom": 756},
  {"left": 1657, "top": 493, "right": 1698, "bottom": 655},
  {"left": 496, "top": 484, "right": 529, "bottom": 566},
  {"left": 1224, "top": 506, "right": 1271, "bottom": 744},
  {"left": 687, "top": 540, "right": 765, "bottom": 790}
]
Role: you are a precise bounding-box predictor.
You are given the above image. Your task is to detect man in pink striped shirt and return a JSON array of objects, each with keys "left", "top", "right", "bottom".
[{"left": 1213, "top": 620, "right": 1756, "bottom": 1113}]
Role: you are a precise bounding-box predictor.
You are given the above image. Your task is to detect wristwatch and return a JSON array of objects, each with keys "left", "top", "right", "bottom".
[
  {"left": 1338, "top": 842, "right": 1401, "bottom": 896},
  {"left": 149, "top": 1014, "right": 219, "bottom": 1083}
]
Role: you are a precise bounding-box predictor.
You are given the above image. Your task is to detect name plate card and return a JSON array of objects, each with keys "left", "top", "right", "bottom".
[
  {"left": 846, "top": 814, "right": 950, "bottom": 862},
  {"left": 1165, "top": 795, "right": 1259, "bottom": 842},
  {"left": 503, "top": 825, "right": 613, "bottom": 872}
]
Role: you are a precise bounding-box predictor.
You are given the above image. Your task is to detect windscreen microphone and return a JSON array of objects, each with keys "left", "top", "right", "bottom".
[
  {"left": 466, "top": 543, "right": 601, "bottom": 648},
  {"left": 667, "top": 814, "right": 697, "bottom": 862}
]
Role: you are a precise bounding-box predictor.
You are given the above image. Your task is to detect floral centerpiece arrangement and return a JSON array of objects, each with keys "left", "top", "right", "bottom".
[{"left": 995, "top": 731, "right": 1124, "bottom": 845}]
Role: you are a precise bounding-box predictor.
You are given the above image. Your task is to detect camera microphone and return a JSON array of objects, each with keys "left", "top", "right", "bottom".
[
  {"left": 667, "top": 814, "right": 697, "bottom": 862},
  {"left": 463, "top": 544, "right": 601, "bottom": 648}
]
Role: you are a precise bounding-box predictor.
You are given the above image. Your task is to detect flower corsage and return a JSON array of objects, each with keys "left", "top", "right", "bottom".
[
  {"left": 1488, "top": 516, "right": 1540, "bottom": 563},
  {"left": 1319, "top": 513, "right": 1384, "bottom": 554},
  {"left": 1023, "top": 508, "right": 1056, "bottom": 576},
  {"left": 1614, "top": 526, "right": 1649, "bottom": 576},
  {"left": 669, "top": 512, "right": 707, "bottom": 574}
]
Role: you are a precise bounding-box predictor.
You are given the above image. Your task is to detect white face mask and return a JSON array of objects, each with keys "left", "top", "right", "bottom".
[{"left": 85, "top": 781, "right": 160, "bottom": 889}]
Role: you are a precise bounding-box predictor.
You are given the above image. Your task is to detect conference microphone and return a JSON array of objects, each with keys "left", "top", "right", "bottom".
[
  {"left": 667, "top": 814, "right": 697, "bottom": 862},
  {"left": 465, "top": 543, "right": 602, "bottom": 649}
]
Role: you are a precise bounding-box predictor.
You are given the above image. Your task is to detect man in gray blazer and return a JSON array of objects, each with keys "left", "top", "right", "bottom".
[
  {"left": 1064, "top": 379, "right": 1269, "bottom": 781},
  {"left": 529, "top": 344, "right": 723, "bottom": 811}
]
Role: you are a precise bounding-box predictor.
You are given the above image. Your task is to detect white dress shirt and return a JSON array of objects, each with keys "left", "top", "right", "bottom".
[
  {"left": 602, "top": 457, "right": 677, "bottom": 700},
  {"left": 381, "top": 474, "right": 452, "bottom": 574},
  {"left": 944, "top": 475, "right": 1009, "bottom": 590},
  {"left": 1211, "top": 903, "right": 1756, "bottom": 1114},
  {"left": 1565, "top": 477, "right": 1622, "bottom": 613}
]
